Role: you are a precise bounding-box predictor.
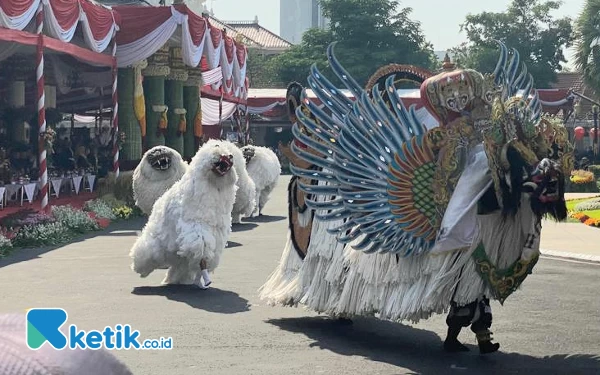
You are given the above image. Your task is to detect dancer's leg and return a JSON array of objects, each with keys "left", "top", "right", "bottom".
[
  {"left": 470, "top": 297, "right": 499, "bottom": 354},
  {"left": 444, "top": 302, "right": 474, "bottom": 352},
  {"left": 200, "top": 259, "right": 211, "bottom": 287}
]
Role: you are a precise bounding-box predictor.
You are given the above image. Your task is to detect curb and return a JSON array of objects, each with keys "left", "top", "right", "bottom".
[{"left": 540, "top": 249, "right": 600, "bottom": 264}]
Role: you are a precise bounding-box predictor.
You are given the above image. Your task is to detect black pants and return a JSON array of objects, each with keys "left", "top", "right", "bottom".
[{"left": 446, "top": 297, "right": 492, "bottom": 333}]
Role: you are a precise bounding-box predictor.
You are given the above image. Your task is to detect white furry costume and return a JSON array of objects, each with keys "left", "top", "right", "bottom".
[
  {"left": 224, "top": 142, "right": 256, "bottom": 224},
  {"left": 241, "top": 146, "right": 281, "bottom": 216},
  {"left": 130, "top": 140, "right": 238, "bottom": 285},
  {"left": 132, "top": 146, "right": 187, "bottom": 215}
]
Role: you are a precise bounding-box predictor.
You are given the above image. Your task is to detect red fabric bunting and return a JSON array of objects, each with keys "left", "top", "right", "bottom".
[
  {"left": 234, "top": 40, "right": 246, "bottom": 68},
  {"left": 208, "top": 23, "right": 222, "bottom": 48},
  {"left": 48, "top": 0, "right": 79, "bottom": 30},
  {"left": 113, "top": 6, "right": 172, "bottom": 45},
  {"left": 173, "top": 4, "right": 206, "bottom": 46},
  {"left": 80, "top": 0, "right": 119, "bottom": 41},
  {"left": 0, "top": 0, "right": 36, "bottom": 17},
  {"left": 223, "top": 35, "right": 234, "bottom": 63},
  {"left": 0, "top": 28, "right": 113, "bottom": 66}
]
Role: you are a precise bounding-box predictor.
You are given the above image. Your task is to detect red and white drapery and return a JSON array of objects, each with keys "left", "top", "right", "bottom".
[
  {"left": 232, "top": 41, "right": 246, "bottom": 97},
  {"left": 0, "top": 0, "right": 119, "bottom": 211},
  {"left": 115, "top": 4, "right": 206, "bottom": 68},
  {"left": 114, "top": 6, "right": 247, "bottom": 100},
  {"left": 200, "top": 97, "right": 237, "bottom": 126},
  {"left": 0, "top": 0, "right": 119, "bottom": 53}
]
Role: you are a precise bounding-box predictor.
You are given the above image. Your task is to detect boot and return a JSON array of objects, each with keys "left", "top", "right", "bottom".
[
  {"left": 475, "top": 329, "right": 500, "bottom": 354},
  {"left": 444, "top": 326, "right": 469, "bottom": 352}
]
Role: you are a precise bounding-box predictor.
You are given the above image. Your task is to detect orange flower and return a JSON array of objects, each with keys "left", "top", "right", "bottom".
[
  {"left": 584, "top": 218, "right": 600, "bottom": 227},
  {"left": 570, "top": 212, "right": 590, "bottom": 221}
]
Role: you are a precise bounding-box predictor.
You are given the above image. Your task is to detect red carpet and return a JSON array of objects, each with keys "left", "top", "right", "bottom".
[{"left": 0, "top": 192, "right": 98, "bottom": 220}]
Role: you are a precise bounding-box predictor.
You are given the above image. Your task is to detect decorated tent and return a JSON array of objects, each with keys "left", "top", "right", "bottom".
[
  {"left": 0, "top": 0, "right": 120, "bottom": 211},
  {"left": 110, "top": 4, "right": 248, "bottom": 163},
  {"left": 0, "top": 1, "right": 251, "bottom": 212}
]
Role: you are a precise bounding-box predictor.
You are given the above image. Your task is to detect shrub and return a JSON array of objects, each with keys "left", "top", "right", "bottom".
[
  {"left": 51, "top": 205, "right": 99, "bottom": 234},
  {"left": 84, "top": 199, "right": 117, "bottom": 220},
  {"left": 12, "top": 222, "right": 73, "bottom": 248},
  {"left": 113, "top": 206, "right": 133, "bottom": 220},
  {"left": 588, "top": 165, "right": 600, "bottom": 179},
  {"left": 98, "top": 194, "right": 127, "bottom": 209},
  {"left": 573, "top": 198, "right": 600, "bottom": 212},
  {"left": 0, "top": 233, "right": 12, "bottom": 256}
]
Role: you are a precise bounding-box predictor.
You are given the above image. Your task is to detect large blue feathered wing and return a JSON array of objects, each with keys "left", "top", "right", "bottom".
[{"left": 290, "top": 44, "right": 440, "bottom": 256}]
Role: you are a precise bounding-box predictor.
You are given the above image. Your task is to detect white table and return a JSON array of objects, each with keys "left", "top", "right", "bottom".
[
  {"left": 2, "top": 182, "right": 38, "bottom": 206},
  {"left": 4, "top": 184, "right": 22, "bottom": 204}
]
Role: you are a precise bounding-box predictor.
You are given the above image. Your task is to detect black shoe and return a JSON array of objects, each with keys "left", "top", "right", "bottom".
[
  {"left": 476, "top": 330, "right": 500, "bottom": 354},
  {"left": 444, "top": 338, "right": 470, "bottom": 352},
  {"left": 444, "top": 326, "right": 469, "bottom": 352},
  {"left": 479, "top": 341, "right": 500, "bottom": 354}
]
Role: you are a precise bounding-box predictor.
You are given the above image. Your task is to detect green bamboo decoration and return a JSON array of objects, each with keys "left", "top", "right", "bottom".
[
  {"left": 182, "top": 86, "right": 200, "bottom": 159},
  {"left": 164, "top": 47, "right": 187, "bottom": 155},
  {"left": 143, "top": 76, "right": 166, "bottom": 148},
  {"left": 142, "top": 45, "right": 170, "bottom": 149},
  {"left": 118, "top": 67, "right": 142, "bottom": 161},
  {"left": 183, "top": 65, "right": 203, "bottom": 159}
]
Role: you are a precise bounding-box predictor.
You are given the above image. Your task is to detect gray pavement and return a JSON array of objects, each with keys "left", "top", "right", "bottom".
[{"left": 0, "top": 176, "right": 599, "bottom": 374}]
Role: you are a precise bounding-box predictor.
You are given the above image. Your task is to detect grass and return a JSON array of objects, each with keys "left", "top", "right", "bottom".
[
  {"left": 566, "top": 196, "right": 600, "bottom": 223},
  {"left": 584, "top": 209, "right": 600, "bottom": 220}
]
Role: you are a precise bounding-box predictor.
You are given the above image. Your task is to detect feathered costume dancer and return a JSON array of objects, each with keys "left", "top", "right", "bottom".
[
  {"left": 132, "top": 146, "right": 188, "bottom": 215},
  {"left": 260, "top": 43, "right": 573, "bottom": 354},
  {"left": 241, "top": 145, "right": 281, "bottom": 217},
  {"left": 130, "top": 140, "right": 238, "bottom": 289}
]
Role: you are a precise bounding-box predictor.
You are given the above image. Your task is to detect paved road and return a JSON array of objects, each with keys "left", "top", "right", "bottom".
[{"left": 1, "top": 176, "right": 599, "bottom": 374}]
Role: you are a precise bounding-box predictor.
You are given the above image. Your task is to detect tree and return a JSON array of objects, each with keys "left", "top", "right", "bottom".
[
  {"left": 575, "top": 0, "right": 600, "bottom": 97},
  {"left": 271, "top": 0, "right": 436, "bottom": 87},
  {"left": 269, "top": 28, "right": 335, "bottom": 86},
  {"left": 245, "top": 48, "right": 284, "bottom": 88},
  {"left": 451, "top": 0, "right": 573, "bottom": 88}
]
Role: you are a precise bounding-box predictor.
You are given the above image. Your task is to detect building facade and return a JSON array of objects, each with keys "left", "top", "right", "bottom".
[{"left": 280, "top": 0, "right": 329, "bottom": 44}]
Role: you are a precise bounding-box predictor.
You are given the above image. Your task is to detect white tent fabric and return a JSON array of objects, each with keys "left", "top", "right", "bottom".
[{"left": 201, "top": 97, "right": 237, "bottom": 125}]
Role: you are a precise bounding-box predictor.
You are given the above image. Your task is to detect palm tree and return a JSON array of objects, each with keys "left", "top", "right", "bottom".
[{"left": 575, "top": 0, "right": 600, "bottom": 96}]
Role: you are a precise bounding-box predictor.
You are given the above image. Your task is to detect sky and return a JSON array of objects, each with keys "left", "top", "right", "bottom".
[{"left": 203, "top": 0, "right": 587, "bottom": 67}]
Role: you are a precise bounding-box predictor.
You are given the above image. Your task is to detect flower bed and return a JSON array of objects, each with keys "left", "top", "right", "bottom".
[
  {"left": 0, "top": 197, "right": 141, "bottom": 257},
  {"left": 567, "top": 195, "right": 600, "bottom": 229},
  {"left": 570, "top": 211, "right": 600, "bottom": 227}
]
